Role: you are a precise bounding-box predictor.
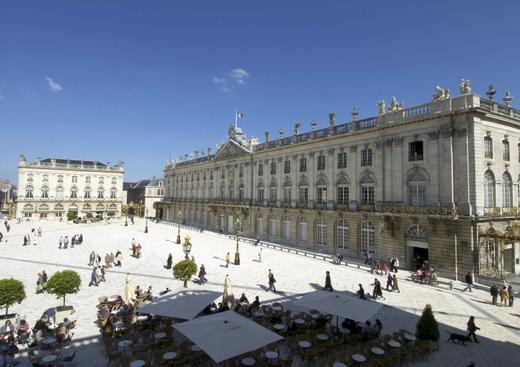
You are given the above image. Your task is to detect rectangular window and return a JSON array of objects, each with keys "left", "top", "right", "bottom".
[
  {"left": 299, "top": 187, "right": 308, "bottom": 204},
  {"left": 238, "top": 188, "right": 244, "bottom": 200},
  {"left": 361, "top": 186, "right": 374, "bottom": 205},
  {"left": 409, "top": 141, "right": 424, "bottom": 161},
  {"left": 110, "top": 190, "right": 116, "bottom": 199},
  {"left": 239, "top": 166, "right": 243, "bottom": 177},
  {"left": 70, "top": 190, "right": 77, "bottom": 199},
  {"left": 58, "top": 175, "right": 63, "bottom": 183},
  {"left": 408, "top": 184, "right": 426, "bottom": 206},
  {"left": 337, "top": 186, "right": 349, "bottom": 205},
  {"left": 84, "top": 191, "right": 91, "bottom": 199},
  {"left": 484, "top": 137, "right": 493, "bottom": 159},
  {"left": 43, "top": 174, "right": 48, "bottom": 183},
  {"left": 258, "top": 164, "right": 264, "bottom": 176},
  {"left": 283, "top": 187, "right": 291, "bottom": 203},
  {"left": 361, "top": 149, "right": 372, "bottom": 167},
  {"left": 503, "top": 140, "right": 510, "bottom": 161},
  {"left": 317, "top": 187, "right": 327, "bottom": 204},
  {"left": 72, "top": 176, "right": 78, "bottom": 183},
  {"left": 258, "top": 188, "right": 264, "bottom": 202},
  {"left": 270, "top": 162, "right": 276, "bottom": 175},
  {"left": 317, "top": 155, "right": 325, "bottom": 171},
  {"left": 299, "top": 158, "right": 307, "bottom": 172},
  {"left": 98, "top": 191, "right": 104, "bottom": 199},
  {"left": 27, "top": 173, "right": 33, "bottom": 182},
  {"left": 86, "top": 176, "right": 91, "bottom": 184},
  {"left": 270, "top": 187, "right": 277, "bottom": 202},
  {"left": 284, "top": 160, "right": 290, "bottom": 174},
  {"left": 337, "top": 152, "right": 347, "bottom": 169}
]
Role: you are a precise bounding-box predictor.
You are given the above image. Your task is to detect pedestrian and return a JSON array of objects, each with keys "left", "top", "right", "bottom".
[
  {"left": 79, "top": 233, "right": 83, "bottom": 244},
  {"left": 357, "top": 284, "right": 366, "bottom": 300},
  {"left": 131, "top": 238, "right": 136, "bottom": 256},
  {"left": 393, "top": 257, "right": 400, "bottom": 273},
  {"left": 500, "top": 286, "right": 509, "bottom": 307},
  {"left": 37, "top": 227, "right": 42, "bottom": 237},
  {"left": 255, "top": 237, "right": 260, "bottom": 246},
  {"left": 88, "top": 251, "right": 96, "bottom": 266},
  {"left": 323, "top": 271, "right": 333, "bottom": 292},
  {"left": 381, "top": 260, "right": 388, "bottom": 275},
  {"left": 135, "top": 243, "right": 142, "bottom": 258},
  {"left": 115, "top": 250, "right": 122, "bottom": 267},
  {"left": 96, "top": 266, "right": 104, "bottom": 282},
  {"left": 109, "top": 252, "right": 115, "bottom": 265},
  {"left": 23, "top": 235, "right": 28, "bottom": 246},
  {"left": 463, "top": 272, "right": 473, "bottom": 292},
  {"left": 58, "top": 236, "right": 63, "bottom": 249},
  {"left": 466, "top": 316, "right": 480, "bottom": 343},
  {"left": 89, "top": 267, "right": 99, "bottom": 287},
  {"left": 104, "top": 253, "right": 111, "bottom": 268},
  {"left": 165, "top": 254, "right": 173, "bottom": 269},
  {"left": 389, "top": 257, "right": 395, "bottom": 272},
  {"left": 268, "top": 269, "right": 277, "bottom": 292},
  {"left": 225, "top": 252, "right": 230, "bottom": 268},
  {"left": 258, "top": 248, "right": 262, "bottom": 262},
  {"left": 371, "top": 278, "right": 384, "bottom": 300},
  {"left": 71, "top": 235, "right": 75, "bottom": 248},
  {"left": 386, "top": 273, "right": 393, "bottom": 291},
  {"left": 63, "top": 236, "right": 69, "bottom": 249},
  {"left": 363, "top": 251, "right": 369, "bottom": 265},
  {"left": 490, "top": 284, "right": 499, "bottom": 305},
  {"left": 0, "top": 232, "right": 3, "bottom": 242},
  {"left": 392, "top": 274, "right": 400, "bottom": 293},
  {"left": 508, "top": 285, "right": 514, "bottom": 307},
  {"left": 198, "top": 265, "right": 207, "bottom": 284}
]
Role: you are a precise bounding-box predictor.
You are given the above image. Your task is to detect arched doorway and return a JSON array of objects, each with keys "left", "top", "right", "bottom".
[{"left": 406, "top": 224, "right": 429, "bottom": 269}]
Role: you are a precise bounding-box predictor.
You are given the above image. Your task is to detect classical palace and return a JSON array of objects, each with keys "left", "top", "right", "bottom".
[
  {"left": 159, "top": 81, "right": 520, "bottom": 281},
  {"left": 16, "top": 156, "right": 124, "bottom": 219}
]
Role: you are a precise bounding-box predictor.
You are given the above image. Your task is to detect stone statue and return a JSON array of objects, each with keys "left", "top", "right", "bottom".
[
  {"left": 377, "top": 100, "right": 386, "bottom": 115},
  {"left": 388, "top": 96, "right": 402, "bottom": 112},
  {"left": 432, "top": 86, "right": 450, "bottom": 102},
  {"left": 503, "top": 91, "right": 513, "bottom": 107},
  {"left": 228, "top": 124, "right": 237, "bottom": 140},
  {"left": 459, "top": 79, "right": 471, "bottom": 95},
  {"left": 329, "top": 112, "right": 336, "bottom": 127}
]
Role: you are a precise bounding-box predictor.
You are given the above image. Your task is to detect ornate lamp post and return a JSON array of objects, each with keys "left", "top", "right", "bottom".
[
  {"left": 176, "top": 210, "right": 182, "bottom": 244},
  {"left": 124, "top": 209, "right": 128, "bottom": 227},
  {"left": 144, "top": 209, "right": 149, "bottom": 233},
  {"left": 183, "top": 236, "right": 192, "bottom": 259},
  {"left": 234, "top": 215, "right": 241, "bottom": 265}
]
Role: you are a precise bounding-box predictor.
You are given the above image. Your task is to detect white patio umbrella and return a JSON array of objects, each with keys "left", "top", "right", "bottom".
[
  {"left": 138, "top": 290, "right": 221, "bottom": 320},
  {"left": 294, "top": 290, "right": 383, "bottom": 323},
  {"left": 173, "top": 311, "right": 284, "bottom": 363},
  {"left": 123, "top": 273, "right": 134, "bottom": 304},
  {"left": 222, "top": 274, "right": 235, "bottom": 309}
]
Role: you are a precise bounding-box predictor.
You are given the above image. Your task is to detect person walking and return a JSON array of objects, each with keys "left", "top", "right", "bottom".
[
  {"left": 225, "top": 252, "right": 230, "bottom": 268},
  {"left": 63, "top": 235, "right": 69, "bottom": 249},
  {"left": 386, "top": 273, "right": 393, "bottom": 291},
  {"left": 268, "top": 269, "right": 276, "bottom": 292},
  {"left": 109, "top": 252, "right": 115, "bottom": 265},
  {"left": 115, "top": 250, "right": 122, "bottom": 267},
  {"left": 198, "top": 265, "right": 207, "bottom": 284},
  {"left": 88, "top": 251, "right": 96, "bottom": 266},
  {"left": 70, "top": 235, "right": 75, "bottom": 248},
  {"left": 392, "top": 274, "right": 400, "bottom": 293},
  {"left": 466, "top": 316, "right": 480, "bottom": 343},
  {"left": 323, "top": 271, "right": 334, "bottom": 292},
  {"left": 165, "top": 254, "right": 173, "bottom": 269},
  {"left": 255, "top": 237, "right": 260, "bottom": 246},
  {"left": 463, "top": 272, "right": 473, "bottom": 292},
  {"left": 131, "top": 238, "right": 136, "bottom": 257},
  {"left": 393, "top": 257, "right": 400, "bottom": 273},
  {"left": 500, "top": 286, "right": 509, "bottom": 307},
  {"left": 88, "top": 267, "right": 99, "bottom": 287},
  {"left": 371, "top": 278, "right": 384, "bottom": 300},
  {"left": 58, "top": 236, "right": 63, "bottom": 249},
  {"left": 490, "top": 284, "right": 499, "bottom": 305},
  {"left": 258, "top": 248, "right": 262, "bottom": 262},
  {"left": 508, "top": 285, "right": 514, "bottom": 307}
]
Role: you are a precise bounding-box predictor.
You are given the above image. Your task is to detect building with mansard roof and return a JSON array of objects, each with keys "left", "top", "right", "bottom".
[{"left": 159, "top": 82, "right": 520, "bottom": 281}]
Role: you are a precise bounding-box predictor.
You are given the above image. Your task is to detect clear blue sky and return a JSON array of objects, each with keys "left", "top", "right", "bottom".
[{"left": 1, "top": 0, "right": 519, "bottom": 184}]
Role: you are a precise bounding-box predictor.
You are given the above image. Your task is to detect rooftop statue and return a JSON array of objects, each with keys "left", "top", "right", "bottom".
[
  {"left": 377, "top": 100, "right": 386, "bottom": 115},
  {"left": 459, "top": 79, "right": 471, "bottom": 95},
  {"left": 432, "top": 86, "right": 450, "bottom": 102},
  {"left": 388, "top": 96, "right": 402, "bottom": 112}
]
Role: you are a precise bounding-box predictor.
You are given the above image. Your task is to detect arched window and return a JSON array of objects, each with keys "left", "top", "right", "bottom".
[
  {"left": 408, "top": 172, "right": 427, "bottom": 206},
  {"left": 406, "top": 224, "right": 428, "bottom": 241},
  {"left": 283, "top": 215, "right": 291, "bottom": 240},
  {"left": 269, "top": 179, "right": 277, "bottom": 203},
  {"left": 316, "top": 176, "right": 327, "bottom": 205},
  {"left": 484, "top": 135, "right": 493, "bottom": 159},
  {"left": 54, "top": 204, "right": 64, "bottom": 212},
  {"left": 42, "top": 174, "right": 48, "bottom": 183},
  {"left": 22, "top": 204, "right": 34, "bottom": 212},
  {"left": 360, "top": 174, "right": 375, "bottom": 205},
  {"left": 70, "top": 186, "right": 78, "bottom": 199},
  {"left": 299, "top": 216, "right": 308, "bottom": 242},
  {"left": 110, "top": 187, "right": 117, "bottom": 199},
  {"left": 257, "top": 214, "right": 264, "bottom": 238},
  {"left": 337, "top": 175, "right": 350, "bottom": 206},
  {"left": 82, "top": 204, "right": 92, "bottom": 211},
  {"left": 299, "top": 176, "right": 309, "bottom": 204},
  {"left": 483, "top": 171, "right": 496, "bottom": 208},
  {"left": 316, "top": 217, "right": 326, "bottom": 246},
  {"left": 269, "top": 216, "right": 277, "bottom": 242},
  {"left": 25, "top": 185, "right": 34, "bottom": 198},
  {"left": 361, "top": 220, "right": 374, "bottom": 252},
  {"left": 337, "top": 219, "right": 348, "bottom": 249},
  {"left": 96, "top": 204, "right": 105, "bottom": 211},
  {"left": 97, "top": 187, "right": 104, "bottom": 199},
  {"left": 41, "top": 185, "right": 49, "bottom": 198},
  {"left": 502, "top": 172, "right": 513, "bottom": 207},
  {"left": 38, "top": 204, "right": 49, "bottom": 211},
  {"left": 56, "top": 186, "right": 64, "bottom": 200},
  {"left": 84, "top": 186, "right": 91, "bottom": 199}
]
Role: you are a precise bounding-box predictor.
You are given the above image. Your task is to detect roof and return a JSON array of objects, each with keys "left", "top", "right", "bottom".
[
  {"left": 123, "top": 180, "right": 151, "bottom": 190},
  {"left": 147, "top": 177, "right": 164, "bottom": 187},
  {"left": 40, "top": 158, "right": 107, "bottom": 167}
]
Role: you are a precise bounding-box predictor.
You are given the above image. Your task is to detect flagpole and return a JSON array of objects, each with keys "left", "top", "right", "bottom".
[{"left": 235, "top": 109, "right": 238, "bottom": 128}]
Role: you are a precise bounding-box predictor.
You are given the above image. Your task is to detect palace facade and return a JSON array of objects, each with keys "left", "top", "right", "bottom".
[
  {"left": 159, "top": 83, "right": 520, "bottom": 280},
  {"left": 16, "top": 156, "right": 124, "bottom": 219}
]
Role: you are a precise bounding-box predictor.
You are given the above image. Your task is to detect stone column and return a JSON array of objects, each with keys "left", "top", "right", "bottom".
[
  {"left": 309, "top": 152, "right": 316, "bottom": 209},
  {"left": 327, "top": 147, "right": 335, "bottom": 209}
]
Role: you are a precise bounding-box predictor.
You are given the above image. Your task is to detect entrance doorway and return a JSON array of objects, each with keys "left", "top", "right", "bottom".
[
  {"left": 406, "top": 225, "right": 429, "bottom": 270},
  {"left": 228, "top": 215, "right": 234, "bottom": 233},
  {"left": 411, "top": 246, "right": 429, "bottom": 270},
  {"left": 503, "top": 244, "right": 514, "bottom": 274}
]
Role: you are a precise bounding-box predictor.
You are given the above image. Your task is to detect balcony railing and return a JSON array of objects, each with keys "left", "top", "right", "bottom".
[
  {"left": 483, "top": 207, "right": 501, "bottom": 216},
  {"left": 376, "top": 202, "right": 457, "bottom": 216}
]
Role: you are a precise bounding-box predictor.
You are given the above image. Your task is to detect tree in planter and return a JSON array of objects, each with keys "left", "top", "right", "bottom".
[
  {"left": 173, "top": 259, "right": 197, "bottom": 288},
  {"left": 416, "top": 304, "right": 440, "bottom": 342},
  {"left": 46, "top": 270, "right": 81, "bottom": 307},
  {"left": 67, "top": 212, "right": 76, "bottom": 221},
  {"left": 86, "top": 212, "right": 93, "bottom": 219},
  {"left": 0, "top": 278, "right": 26, "bottom": 316}
]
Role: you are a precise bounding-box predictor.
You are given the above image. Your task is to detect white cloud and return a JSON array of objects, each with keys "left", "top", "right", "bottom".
[
  {"left": 212, "top": 68, "right": 250, "bottom": 93},
  {"left": 212, "top": 77, "right": 226, "bottom": 84},
  {"left": 45, "top": 76, "right": 63, "bottom": 92},
  {"left": 230, "top": 68, "right": 249, "bottom": 81}
]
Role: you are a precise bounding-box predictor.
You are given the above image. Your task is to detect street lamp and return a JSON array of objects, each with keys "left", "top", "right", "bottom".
[
  {"left": 125, "top": 210, "right": 128, "bottom": 226},
  {"left": 234, "top": 216, "right": 241, "bottom": 265},
  {"left": 176, "top": 210, "right": 182, "bottom": 244},
  {"left": 183, "top": 236, "right": 192, "bottom": 259},
  {"left": 145, "top": 209, "right": 149, "bottom": 233}
]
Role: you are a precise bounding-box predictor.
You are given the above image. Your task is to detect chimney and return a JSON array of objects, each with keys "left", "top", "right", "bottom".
[
  {"left": 294, "top": 122, "right": 301, "bottom": 135},
  {"left": 265, "top": 131, "right": 270, "bottom": 143},
  {"left": 329, "top": 113, "right": 336, "bottom": 127}
]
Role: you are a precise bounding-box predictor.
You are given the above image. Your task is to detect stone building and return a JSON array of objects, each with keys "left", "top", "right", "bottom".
[
  {"left": 145, "top": 177, "right": 165, "bottom": 218},
  {"left": 159, "top": 82, "right": 520, "bottom": 280},
  {"left": 16, "top": 156, "right": 124, "bottom": 219}
]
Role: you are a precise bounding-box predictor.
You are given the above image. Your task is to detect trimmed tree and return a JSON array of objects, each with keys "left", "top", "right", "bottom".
[
  {"left": 416, "top": 304, "right": 440, "bottom": 341},
  {"left": 173, "top": 259, "right": 197, "bottom": 288},
  {"left": 46, "top": 270, "right": 81, "bottom": 307},
  {"left": 0, "top": 278, "right": 26, "bottom": 316}
]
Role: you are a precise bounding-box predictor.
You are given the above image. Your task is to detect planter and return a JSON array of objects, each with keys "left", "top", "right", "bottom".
[
  {"left": 55, "top": 305, "right": 75, "bottom": 323},
  {"left": 0, "top": 313, "right": 17, "bottom": 325}
]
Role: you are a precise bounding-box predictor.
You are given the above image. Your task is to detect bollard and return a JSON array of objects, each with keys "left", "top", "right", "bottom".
[{"left": 449, "top": 280, "right": 453, "bottom": 290}]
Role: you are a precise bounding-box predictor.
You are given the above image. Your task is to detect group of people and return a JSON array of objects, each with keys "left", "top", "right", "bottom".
[
  {"left": 22, "top": 227, "right": 42, "bottom": 246},
  {"left": 58, "top": 233, "right": 83, "bottom": 249},
  {"left": 490, "top": 283, "right": 515, "bottom": 307},
  {"left": 130, "top": 238, "right": 142, "bottom": 258},
  {"left": 0, "top": 221, "right": 10, "bottom": 243},
  {"left": 36, "top": 271, "right": 50, "bottom": 293},
  {"left": 88, "top": 266, "right": 107, "bottom": 287},
  {"left": 134, "top": 285, "right": 153, "bottom": 302}
]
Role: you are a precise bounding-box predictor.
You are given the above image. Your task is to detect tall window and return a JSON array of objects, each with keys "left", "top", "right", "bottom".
[
  {"left": 361, "top": 148, "right": 373, "bottom": 166},
  {"left": 317, "top": 186, "right": 327, "bottom": 204},
  {"left": 299, "top": 186, "right": 308, "bottom": 204},
  {"left": 299, "top": 158, "right": 307, "bottom": 172},
  {"left": 84, "top": 187, "right": 91, "bottom": 199},
  {"left": 210, "top": 170, "right": 214, "bottom": 180},
  {"left": 408, "top": 172, "right": 427, "bottom": 206},
  {"left": 41, "top": 186, "right": 49, "bottom": 198},
  {"left": 299, "top": 217, "right": 308, "bottom": 242},
  {"left": 258, "top": 187, "right": 265, "bottom": 202},
  {"left": 484, "top": 136, "right": 493, "bottom": 159},
  {"left": 258, "top": 164, "right": 264, "bottom": 176},
  {"left": 42, "top": 174, "right": 48, "bottom": 183},
  {"left": 337, "top": 185, "right": 349, "bottom": 205},
  {"left": 99, "top": 177, "right": 104, "bottom": 184},
  {"left": 503, "top": 140, "right": 510, "bottom": 161},
  {"left": 336, "top": 219, "right": 348, "bottom": 249},
  {"left": 502, "top": 172, "right": 513, "bottom": 207},
  {"left": 337, "top": 152, "right": 347, "bottom": 169},
  {"left": 270, "top": 162, "right": 276, "bottom": 175},
  {"left": 269, "top": 216, "right": 277, "bottom": 242},
  {"left": 85, "top": 176, "right": 91, "bottom": 184},
  {"left": 98, "top": 187, "right": 104, "bottom": 199},
  {"left": 283, "top": 216, "right": 291, "bottom": 240},
  {"left": 72, "top": 176, "right": 78, "bottom": 183},
  {"left": 58, "top": 175, "right": 63, "bottom": 183},
  {"left": 361, "top": 220, "right": 374, "bottom": 252},
  {"left": 360, "top": 175, "right": 375, "bottom": 205},
  {"left": 317, "top": 155, "right": 326, "bottom": 171},
  {"left": 111, "top": 177, "right": 117, "bottom": 185},
  {"left": 483, "top": 170, "right": 496, "bottom": 208},
  {"left": 316, "top": 217, "right": 326, "bottom": 246},
  {"left": 70, "top": 186, "right": 78, "bottom": 199},
  {"left": 27, "top": 173, "right": 33, "bottom": 182},
  {"left": 283, "top": 187, "right": 291, "bottom": 203},
  {"left": 228, "top": 187, "right": 234, "bottom": 200},
  {"left": 25, "top": 186, "right": 33, "bottom": 198},
  {"left": 110, "top": 188, "right": 117, "bottom": 199},
  {"left": 269, "top": 187, "right": 277, "bottom": 203},
  {"left": 284, "top": 160, "right": 290, "bottom": 174},
  {"left": 56, "top": 186, "right": 64, "bottom": 200},
  {"left": 238, "top": 185, "right": 244, "bottom": 201},
  {"left": 257, "top": 215, "right": 264, "bottom": 237},
  {"left": 409, "top": 141, "right": 424, "bottom": 161}
]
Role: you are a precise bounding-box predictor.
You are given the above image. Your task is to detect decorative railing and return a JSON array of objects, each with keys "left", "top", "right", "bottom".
[
  {"left": 403, "top": 103, "right": 431, "bottom": 118},
  {"left": 483, "top": 207, "right": 501, "bottom": 216},
  {"left": 376, "top": 202, "right": 457, "bottom": 216},
  {"left": 357, "top": 117, "right": 377, "bottom": 129},
  {"left": 501, "top": 207, "right": 518, "bottom": 216},
  {"left": 480, "top": 99, "right": 494, "bottom": 110}
]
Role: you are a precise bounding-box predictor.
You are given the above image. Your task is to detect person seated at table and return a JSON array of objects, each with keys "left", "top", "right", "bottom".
[
  {"left": 202, "top": 303, "right": 217, "bottom": 315},
  {"left": 63, "top": 318, "right": 75, "bottom": 332},
  {"left": 0, "top": 321, "right": 15, "bottom": 339},
  {"left": 362, "top": 321, "right": 379, "bottom": 341},
  {"left": 55, "top": 323, "right": 68, "bottom": 343},
  {"left": 357, "top": 284, "right": 366, "bottom": 300},
  {"left": 4, "top": 332, "right": 18, "bottom": 356},
  {"left": 143, "top": 286, "right": 153, "bottom": 301},
  {"left": 33, "top": 314, "right": 51, "bottom": 336},
  {"left": 16, "top": 320, "right": 31, "bottom": 345},
  {"left": 217, "top": 302, "right": 229, "bottom": 313},
  {"left": 238, "top": 293, "right": 249, "bottom": 304},
  {"left": 249, "top": 296, "right": 261, "bottom": 313},
  {"left": 375, "top": 319, "right": 383, "bottom": 335},
  {"left": 134, "top": 285, "right": 143, "bottom": 299},
  {"left": 341, "top": 318, "right": 361, "bottom": 333}
]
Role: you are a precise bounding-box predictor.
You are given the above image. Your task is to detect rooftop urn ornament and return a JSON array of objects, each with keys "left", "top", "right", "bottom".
[
  {"left": 388, "top": 96, "right": 402, "bottom": 112},
  {"left": 264, "top": 131, "right": 270, "bottom": 143},
  {"left": 459, "top": 79, "right": 472, "bottom": 95},
  {"left": 351, "top": 108, "right": 359, "bottom": 121},
  {"left": 279, "top": 128, "right": 284, "bottom": 139},
  {"left": 311, "top": 120, "right": 317, "bottom": 131},
  {"left": 486, "top": 84, "right": 497, "bottom": 101},
  {"left": 329, "top": 112, "right": 336, "bottom": 127},
  {"left": 294, "top": 122, "right": 301, "bottom": 135},
  {"left": 377, "top": 100, "right": 386, "bottom": 115},
  {"left": 503, "top": 91, "right": 513, "bottom": 107},
  {"left": 432, "top": 86, "right": 450, "bottom": 102}
]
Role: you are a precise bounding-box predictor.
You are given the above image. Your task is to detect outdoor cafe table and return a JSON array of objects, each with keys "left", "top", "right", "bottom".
[
  {"left": 191, "top": 345, "right": 201, "bottom": 352},
  {"left": 163, "top": 352, "right": 177, "bottom": 360},
  {"left": 271, "top": 306, "right": 282, "bottom": 312},
  {"left": 294, "top": 318, "right": 305, "bottom": 325},
  {"left": 316, "top": 333, "right": 329, "bottom": 341},
  {"left": 404, "top": 334, "right": 417, "bottom": 343},
  {"left": 273, "top": 324, "right": 285, "bottom": 331},
  {"left": 371, "top": 347, "right": 385, "bottom": 356},
  {"left": 42, "top": 337, "right": 57, "bottom": 346},
  {"left": 41, "top": 354, "right": 57, "bottom": 365},
  {"left": 265, "top": 351, "right": 278, "bottom": 363},
  {"left": 241, "top": 357, "right": 256, "bottom": 366},
  {"left": 333, "top": 362, "right": 347, "bottom": 367},
  {"left": 118, "top": 339, "right": 132, "bottom": 354},
  {"left": 352, "top": 353, "right": 367, "bottom": 363},
  {"left": 298, "top": 341, "right": 311, "bottom": 349},
  {"left": 130, "top": 360, "right": 145, "bottom": 367},
  {"left": 388, "top": 340, "right": 401, "bottom": 348},
  {"left": 154, "top": 332, "right": 167, "bottom": 341},
  {"left": 136, "top": 315, "right": 148, "bottom": 322}
]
